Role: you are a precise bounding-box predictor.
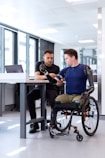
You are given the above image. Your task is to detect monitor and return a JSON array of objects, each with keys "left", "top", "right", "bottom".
[{"left": 5, "top": 65, "right": 23, "bottom": 73}]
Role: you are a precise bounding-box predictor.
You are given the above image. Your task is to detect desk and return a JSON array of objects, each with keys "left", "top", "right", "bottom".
[
  {"left": 0, "top": 75, "right": 49, "bottom": 138},
  {"left": 20, "top": 79, "right": 49, "bottom": 138}
]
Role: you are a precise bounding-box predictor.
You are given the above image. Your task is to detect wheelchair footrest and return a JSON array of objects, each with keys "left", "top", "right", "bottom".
[
  {"left": 50, "top": 128, "right": 69, "bottom": 136},
  {"left": 57, "top": 131, "right": 69, "bottom": 136}
]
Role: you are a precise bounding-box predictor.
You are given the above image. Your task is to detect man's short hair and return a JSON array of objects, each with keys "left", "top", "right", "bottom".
[
  {"left": 44, "top": 50, "right": 54, "bottom": 55},
  {"left": 64, "top": 49, "right": 78, "bottom": 59}
]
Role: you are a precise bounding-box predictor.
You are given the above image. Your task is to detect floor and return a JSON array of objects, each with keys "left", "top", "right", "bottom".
[{"left": 0, "top": 107, "right": 105, "bottom": 158}]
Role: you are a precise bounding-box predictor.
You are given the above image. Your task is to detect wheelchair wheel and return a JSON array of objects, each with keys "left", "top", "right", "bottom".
[
  {"left": 55, "top": 110, "right": 71, "bottom": 132},
  {"left": 81, "top": 96, "right": 99, "bottom": 136},
  {"left": 76, "top": 134, "right": 83, "bottom": 142}
]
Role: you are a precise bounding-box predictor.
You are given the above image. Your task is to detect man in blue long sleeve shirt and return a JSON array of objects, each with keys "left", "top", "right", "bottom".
[{"left": 50, "top": 48, "right": 94, "bottom": 126}]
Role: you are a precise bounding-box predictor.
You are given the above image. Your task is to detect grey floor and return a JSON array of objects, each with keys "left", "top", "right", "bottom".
[{"left": 0, "top": 107, "right": 105, "bottom": 158}]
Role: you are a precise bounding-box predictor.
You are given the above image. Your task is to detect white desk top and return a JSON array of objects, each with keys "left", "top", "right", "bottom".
[
  {"left": 0, "top": 73, "right": 49, "bottom": 84},
  {"left": 26, "top": 79, "right": 49, "bottom": 84}
]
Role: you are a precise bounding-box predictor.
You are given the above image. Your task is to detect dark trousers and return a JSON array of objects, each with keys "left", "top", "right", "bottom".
[{"left": 27, "top": 87, "right": 58, "bottom": 120}]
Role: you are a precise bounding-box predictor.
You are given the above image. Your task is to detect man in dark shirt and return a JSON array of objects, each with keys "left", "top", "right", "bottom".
[{"left": 27, "top": 50, "right": 60, "bottom": 133}]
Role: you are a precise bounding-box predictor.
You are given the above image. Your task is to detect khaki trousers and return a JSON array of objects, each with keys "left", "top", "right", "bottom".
[{"left": 55, "top": 94, "right": 84, "bottom": 105}]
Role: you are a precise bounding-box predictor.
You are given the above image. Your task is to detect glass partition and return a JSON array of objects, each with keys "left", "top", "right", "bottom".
[
  {"left": 29, "top": 38, "right": 36, "bottom": 76},
  {"left": 4, "top": 30, "right": 14, "bottom": 66},
  {"left": 18, "top": 32, "right": 26, "bottom": 73},
  {"left": 79, "top": 48, "right": 97, "bottom": 75},
  {"left": 0, "top": 27, "right": 3, "bottom": 72}
]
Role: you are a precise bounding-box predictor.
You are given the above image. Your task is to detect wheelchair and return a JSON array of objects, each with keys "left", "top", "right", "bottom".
[{"left": 49, "top": 95, "right": 99, "bottom": 142}]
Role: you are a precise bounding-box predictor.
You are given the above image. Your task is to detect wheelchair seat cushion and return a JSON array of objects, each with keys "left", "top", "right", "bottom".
[{"left": 54, "top": 102, "right": 80, "bottom": 111}]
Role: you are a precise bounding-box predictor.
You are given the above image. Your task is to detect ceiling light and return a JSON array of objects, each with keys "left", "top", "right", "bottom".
[
  {"left": 78, "top": 40, "right": 95, "bottom": 43},
  {"left": 66, "top": 0, "right": 97, "bottom": 4}
]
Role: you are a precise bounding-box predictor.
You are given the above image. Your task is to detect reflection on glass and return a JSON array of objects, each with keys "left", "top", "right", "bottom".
[
  {"left": 80, "top": 48, "right": 97, "bottom": 75},
  {"left": 18, "top": 32, "right": 26, "bottom": 72},
  {"left": 5, "top": 30, "right": 13, "bottom": 65},
  {"left": 29, "top": 38, "right": 36, "bottom": 76}
]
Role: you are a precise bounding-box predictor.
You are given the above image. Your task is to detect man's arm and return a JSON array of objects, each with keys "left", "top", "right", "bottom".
[
  {"left": 84, "top": 65, "right": 94, "bottom": 94},
  {"left": 35, "top": 62, "right": 47, "bottom": 80},
  {"left": 35, "top": 71, "right": 57, "bottom": 80},
  {"left": 36, "top": 63, "right": 58, "bottom": 84},
  {"left": 35, "top": 71, "right": 47, "bottom": 80}
]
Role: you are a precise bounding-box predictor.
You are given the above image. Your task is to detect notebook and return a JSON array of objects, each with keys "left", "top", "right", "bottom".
[{"left": 5, "top": 65, "right": 23, "bottom": 73}]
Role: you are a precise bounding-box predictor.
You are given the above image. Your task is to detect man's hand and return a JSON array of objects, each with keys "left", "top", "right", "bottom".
[
  {"left": 56, "top": 74, "right": 63, "bottom": 80},
  {"left": 54, "top": 74, "right": 64, "bottom": 86},
  {"left": 49, "top": 73, "right": 57, "bottom": 78}
]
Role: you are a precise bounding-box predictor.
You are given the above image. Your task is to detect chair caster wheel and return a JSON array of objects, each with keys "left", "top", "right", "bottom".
[{"left": 76, "top": 134, "right": 83, "bottom": 142}]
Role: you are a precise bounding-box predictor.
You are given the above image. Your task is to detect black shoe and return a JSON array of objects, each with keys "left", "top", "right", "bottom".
[{"left": 29, "top": 123, "right": 40, "bottom": 134}]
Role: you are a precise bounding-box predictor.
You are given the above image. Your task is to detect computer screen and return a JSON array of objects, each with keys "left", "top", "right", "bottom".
[{"left": 5, "top": 65, "right": 23, "bottom": 73}]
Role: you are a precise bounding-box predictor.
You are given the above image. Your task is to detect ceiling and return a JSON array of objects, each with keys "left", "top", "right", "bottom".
[{"left": 0, "top": 0, "right": 105, "bottom": 48}]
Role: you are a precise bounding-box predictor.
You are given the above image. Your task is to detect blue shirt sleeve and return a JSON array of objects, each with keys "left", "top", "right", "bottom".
[{"left": 59, "top": 67, "right": 69, "bottom": 78}]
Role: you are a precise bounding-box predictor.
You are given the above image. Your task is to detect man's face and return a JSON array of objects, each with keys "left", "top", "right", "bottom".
[
  {"left": 64, "top": 54, "right": 74, "bottom": 66},
  {"left": 43, "top": 53, "right": 54, "bottom": 66}
]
